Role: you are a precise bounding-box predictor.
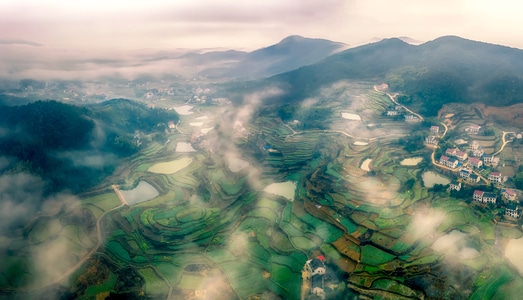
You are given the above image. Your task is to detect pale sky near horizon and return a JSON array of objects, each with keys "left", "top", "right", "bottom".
[{"left": 1, "top": 0, "right": 523, "bottom": 53}]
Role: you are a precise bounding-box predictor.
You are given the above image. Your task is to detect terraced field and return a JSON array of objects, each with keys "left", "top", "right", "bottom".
[{"left": 16, "top": 83, "right": 522, "bottom": 299}]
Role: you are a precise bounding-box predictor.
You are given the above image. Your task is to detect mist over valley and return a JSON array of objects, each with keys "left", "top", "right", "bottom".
[{"left": 3, "top": 30, "right": 523, "bottom": 300}]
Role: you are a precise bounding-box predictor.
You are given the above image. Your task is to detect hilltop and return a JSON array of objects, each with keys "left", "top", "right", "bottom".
[{"left": 232, "top": 36, "right": 523, "bottom": 116}]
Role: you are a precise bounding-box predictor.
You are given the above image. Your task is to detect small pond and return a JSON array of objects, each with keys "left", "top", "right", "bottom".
[
  {"left": 360, "top": 158, "right": 372, "bottom": 171},
  {"left": 176, "top": 142, "right": 196, "bottom": 152},
  {"left": 400, "top": 157, "right": 423, "bottom": 166},
  {"left": 120, "top": 181, "right": 159, "bottom": 205},
  {"left": 173, "top": 105, "right": 194, "bottom": 115},
  {"left": 148, "top": 157, "right": 193, "bottom": 174},
  {"left": 263, "top": 181, "right": 296, "bottom": 201},
  {"left": 341, "top": 112, "right": 361, "bottom": 120},
  {"left": 422, "top": 171, "right": 450, "bottom": 187},
  {"left": 201, "top": 127, "right": 214, "bottom": 134}
]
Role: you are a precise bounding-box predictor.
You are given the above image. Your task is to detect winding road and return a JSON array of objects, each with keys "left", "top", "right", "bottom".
[{"left": 29, "top": 187, "right": 128, "bottom": 291}]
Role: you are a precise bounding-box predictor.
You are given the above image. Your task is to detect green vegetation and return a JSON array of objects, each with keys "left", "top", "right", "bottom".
[{"left": 6, "top": 57, "right": 523, "bottom": 299}]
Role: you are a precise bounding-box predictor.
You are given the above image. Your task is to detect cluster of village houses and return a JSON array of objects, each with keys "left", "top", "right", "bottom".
[
  {"left": 302, "top": 256, "right": 327, "bottom": 299},
  {"left": 426, "top": 123, "right": 521, "bottom": 220}
]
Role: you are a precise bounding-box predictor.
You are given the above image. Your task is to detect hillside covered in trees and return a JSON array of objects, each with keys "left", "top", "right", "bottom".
[{"left": 0, "top": 99, "right": 178, "bottom": 193}]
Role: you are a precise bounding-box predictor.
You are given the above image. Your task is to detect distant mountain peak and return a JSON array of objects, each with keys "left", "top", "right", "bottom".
[
  {"left": 279, "top": 35, "right": 306, "bottom": 43},
  {"left": 368, "top": 36, "right": 423, "bottom": 45}
]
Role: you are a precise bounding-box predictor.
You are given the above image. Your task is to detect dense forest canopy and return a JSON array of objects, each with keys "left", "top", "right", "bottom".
[{"left": 0, "top": 99, "right": 178, "bottom": 194}]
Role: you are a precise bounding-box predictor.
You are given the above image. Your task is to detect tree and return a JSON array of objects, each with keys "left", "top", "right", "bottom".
[
  {"left": 403, "top": 178, "right": 416, "bottom": 191},
  {"left": 514, "top": 172, "right": 523, "bottom": 189}
]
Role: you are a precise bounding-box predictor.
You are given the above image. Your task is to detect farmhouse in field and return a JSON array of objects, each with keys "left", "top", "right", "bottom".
[
  {"left": 505, "top": 203, "right": 521, "bottom": 218},
  {"left": 483, "top": 155, "right": 500, "bottom": 166},
  {"left": 467, "top": 124, "right": 482, "bottom": 134},
  {"left": 449, "top": 181, "right": 462, "bottom": 191}
]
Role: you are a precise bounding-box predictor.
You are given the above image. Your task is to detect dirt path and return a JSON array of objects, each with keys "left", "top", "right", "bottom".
[
  {"left": 373, "top": 86, "right": 424, "bottom": 121},
  {"left": 111, "top": 184, "right": 129, "bottom": 206},
  {"left": 30, "top": 202, "right": 125, "bottom": 290},
  {"left": 493, "top": 131, "right": 515, "bottom": 155},
  {"left": 21, "top": 186, "right": 129, "bottom": 290}
]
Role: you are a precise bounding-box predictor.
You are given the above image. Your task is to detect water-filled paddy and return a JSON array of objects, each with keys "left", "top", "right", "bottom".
[
  {"left": 201, "top": 127, "right": 214, "bottom": 134},
  {"left": 120, "top": 181, "right": 159, "bottom": 205},
  {"left": 341, "top": 112, "right": 361, "bottom": 120},
  {"left": 505, "top": 237, "right": 523, "bottom": 275},
  {"left": 263, "top": 181, "right": 296, "bottom": 201},
  {"left": 148, "top": 157, "right": 193, "bottom": 174},
  {"left": 227, "top": 157, "right": 250, "bottom": 172},
  {"left": 422, "top": 171, "right": 450, "bottom": 187},
  {"left": 176, "top": 142, "right": 196, "bottom": 152},
  {"left": 400, "top": 157, "right": 423, "bottom": 166},
  {"left": 173, "top": 105, "right": 194, "bottom": 115},
  {"left": 360, "top": 158, "right": 372, "bottom": 171}
]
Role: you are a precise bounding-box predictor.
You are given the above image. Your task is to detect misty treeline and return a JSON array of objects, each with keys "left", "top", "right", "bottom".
[{"left": 0, "top": 99, "right": 178, "bottom": 194}]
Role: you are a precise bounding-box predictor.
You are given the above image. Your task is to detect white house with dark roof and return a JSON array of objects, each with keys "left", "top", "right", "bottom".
[
  {"left": 505, "top": 203, "right": 521, "bottom": 218},
  {"left": 473, "top": 190, "right": 484, "bottom": 202},
  {"left": 440, "top": 155, "right": 459, "bottom": 168},
  {"left": 489, "top": 172, "right": 503, "bottom": 183},
  {"left": 425, "top": 136, "right": 439, "bottom": 146},
  {"left": 468, "top": 173, "right": 481, "bottom": 183},
  {"left": 460, "top": 169, "right": 471, "bottom": 179},
  {"left": 387, "top": 110, "right": 399, "bottom": 116},
  {"left": 483, "top": 192, "right": 497, "bottom": 203},
  {"left": 473, "top": 190, "right": 497, "bottom": 204},
  {"left": 483, "top": 155, "right": 500, "bottom": 166},
  {"left": 308, "top": 258, "right": 326, "bottom": 276}
]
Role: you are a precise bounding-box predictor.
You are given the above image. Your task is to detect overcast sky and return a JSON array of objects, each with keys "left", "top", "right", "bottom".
[{"left": 1, "top": 0, "right": 523, "bottom": 53}]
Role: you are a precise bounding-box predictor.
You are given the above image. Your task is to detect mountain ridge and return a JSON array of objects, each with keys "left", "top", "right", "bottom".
[{"left": 238, "top": 35, "right": 523, "bottom": 115}]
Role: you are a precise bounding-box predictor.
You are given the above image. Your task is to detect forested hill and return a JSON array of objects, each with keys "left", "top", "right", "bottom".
[
  {"left": 238, "top": 36, "right": 523, "bottom": 116},
  {"left": 0, "top": 99, "right": 178, "bottom": 193}
]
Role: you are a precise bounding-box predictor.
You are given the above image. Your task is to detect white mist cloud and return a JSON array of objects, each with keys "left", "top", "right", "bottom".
[
  {"left": 58, "top": 150, "right": 118, "bottom": 169},
  {"left": 407, "top": 208, "right": 446, "bottom": 241},
  {"left": 0, "top": 173, "right": 44, "bottom": 230}
]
